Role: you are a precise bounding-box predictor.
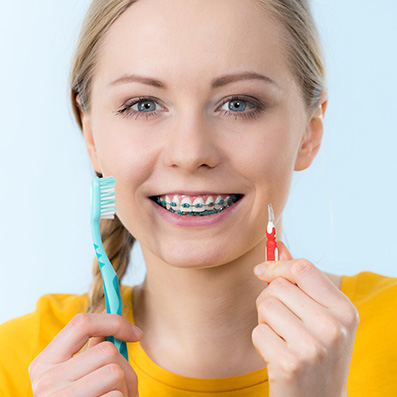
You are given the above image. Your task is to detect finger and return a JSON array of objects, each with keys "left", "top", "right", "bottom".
[
  {"left": 252, "top": 323, "right": 286, "bottom": 366},
  {"left": 264, "top": 277, "right": 349, "bottom": 338},
  {"left": 33, "top": 341, "right": 138, "bottom": 396},
  {"left": 87, "top": 336, "right": 107, "bottom": 350},
  {"left": 50, "top": 341, "right": 129, "bottom": 381},
  {"left": 257, "top": 295, "right": 313, "bottom": 348},
  {"left": 261, "top": 278, "right": 327, "bottom": 328},
  {"left": 254, "top": 259, "right": 346, "bottom": 309},
  {"left": 40, "top": 313, "right": 143, "bottom": 364},
  {"left": 101, "top": 392, "right": 128, "bottom": 397},
  {"left": 277, "top": 241, "right": 293, "bottom": 261},
  {"left": 79, "top": 342, "right": 138, "bottom": 395},
  {"left": 81, "top": 342, "right": 137, "bottom": 392},
  {"left": 57, "top": 362, "right": 131, "bottom": 397},
  {"left": 86, "top": 310, "right": 109, "bottom": 349}
]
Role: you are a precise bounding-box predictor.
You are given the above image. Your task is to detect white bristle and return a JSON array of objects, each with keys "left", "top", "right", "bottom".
[
  {"left": 101, "top": 187, "right": 115, "bottom": 193},
  {"left": 102, "top": 214, "right": 115, "bottom": 219},
  {"left": 98, "top": 177, "right": 117, "bottom": 219}
]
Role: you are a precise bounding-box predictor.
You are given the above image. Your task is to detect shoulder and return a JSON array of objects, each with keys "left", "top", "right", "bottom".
[
  {"left": 340, "top": 271, "right": 397, "bottom": 323},
  {"left": 341, "top": 272, "right": 397, "bottom": 394},
  {"left": 341, "top": 271, "right": 397, "bottom": 347},
  {"left": 0, "top": 291, "right": 89, "bottom": 356},
  {"left": 0, "top": 292, "right": 89, "bottom": 395},
  {"left": 0, "top": 291, "right": 89, "bottom": 344},
  {"left": 341, "top": 271, "right": 397, "bottom": 306},
  {"left": 342, "top": 272, "right": 397, "bottom": 336}
]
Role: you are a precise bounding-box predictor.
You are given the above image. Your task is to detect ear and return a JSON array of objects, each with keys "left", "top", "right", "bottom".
[
  {"left": 77, "top": 95, "right": 102, "bottom": 174},
  {"left": 294, "top": 91, "right": 328, "bottom": 171}
]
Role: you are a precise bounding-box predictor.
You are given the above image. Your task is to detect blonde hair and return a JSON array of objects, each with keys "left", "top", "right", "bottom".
[
  {"left": 257, "top": 0, "right": 325, "bottom": 113},
  {"left": 69, "top": 0, "right": 326, "bottom": 313},
  {"left": 69, "top": 1, "right": 138, "bottom": 314}
]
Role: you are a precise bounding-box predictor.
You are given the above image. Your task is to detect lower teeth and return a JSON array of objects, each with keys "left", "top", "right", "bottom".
[{"left": 169, "top": 208, "right": 227, "bottom": 216}]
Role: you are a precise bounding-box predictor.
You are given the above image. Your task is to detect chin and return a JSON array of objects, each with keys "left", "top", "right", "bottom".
[{"left": 156, "top": 241, "right": 235, "bottom": 270}]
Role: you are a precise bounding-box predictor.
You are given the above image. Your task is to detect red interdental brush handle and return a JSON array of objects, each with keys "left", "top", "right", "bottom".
[
  {"left": 265, "top": 204, "right": 278, "bottom": 286},
  {"left": 266, "top": 226, "right": 278, "bottom": 261}
]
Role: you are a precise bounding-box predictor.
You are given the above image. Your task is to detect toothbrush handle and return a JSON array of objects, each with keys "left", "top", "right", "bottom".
[
  {"left": 107, "top": 335, "right": 129, "bottom": 361},
  {"left": 94, "top": 243, "right": 129, "bottom": 362}
]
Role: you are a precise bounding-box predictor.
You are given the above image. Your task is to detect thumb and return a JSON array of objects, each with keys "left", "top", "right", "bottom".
[{"left": 277, "top": 241, "right": 293, "bottom": 261}]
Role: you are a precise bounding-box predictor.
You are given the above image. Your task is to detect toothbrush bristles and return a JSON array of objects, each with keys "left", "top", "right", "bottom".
[
  {"left": 268, "top": 203, "right": 274, "bottom": 224},
  {"left": 101, "top": 214, "right": 115, "bottom": 219},
  {"left": 99, "top": 177, "right": 117, "bottom": 219}
]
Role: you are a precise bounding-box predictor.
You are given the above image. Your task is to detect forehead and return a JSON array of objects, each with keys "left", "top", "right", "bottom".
[{"left": 96, "top": 0, "right": 292, "bottom": 90}]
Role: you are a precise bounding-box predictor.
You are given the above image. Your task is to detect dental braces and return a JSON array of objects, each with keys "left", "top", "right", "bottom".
[
  {"left": 156, "top": 195, "right": 238, "bottom": 215},
  {"left": 157, "top": 196, "right": 237, "bottom": 208}
]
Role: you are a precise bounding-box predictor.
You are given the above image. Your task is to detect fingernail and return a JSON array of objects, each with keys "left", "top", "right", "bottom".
[
  {"left": 254, "top": 264, "right": 266, "bottom": 277},
  {"left": 132, "top": 325, "right": 144, "bottom": 339}
]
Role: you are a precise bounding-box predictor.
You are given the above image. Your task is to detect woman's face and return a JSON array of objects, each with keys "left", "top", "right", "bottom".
[{"left": 82, "top": 0, "right": 324, "bottom": 268}]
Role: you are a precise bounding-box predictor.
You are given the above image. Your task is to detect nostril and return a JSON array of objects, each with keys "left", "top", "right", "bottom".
[{"left": 162, "top": 131, "right": 221, "bottom": 171}]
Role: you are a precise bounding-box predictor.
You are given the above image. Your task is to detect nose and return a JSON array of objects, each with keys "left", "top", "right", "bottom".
[{"left": 162, "top": 109, "right": 221, "bottom": 173}]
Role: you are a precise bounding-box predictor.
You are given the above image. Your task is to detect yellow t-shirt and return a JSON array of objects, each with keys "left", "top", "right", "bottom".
[{"left": 0, "top": 272, "right": 396, "bottom": 396}]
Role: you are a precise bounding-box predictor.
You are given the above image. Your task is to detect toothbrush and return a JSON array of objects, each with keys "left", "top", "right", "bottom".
[
  {"left": 90, "top": 176, "right": 129, "bottom": 361},
  {"left": 266, "top": 203, "right": 278, "bottom": 261}
]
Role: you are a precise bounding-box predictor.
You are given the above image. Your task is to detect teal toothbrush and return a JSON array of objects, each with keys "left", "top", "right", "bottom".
[{"left": 90, "top": 176, "right": 128, "bottom": 361}]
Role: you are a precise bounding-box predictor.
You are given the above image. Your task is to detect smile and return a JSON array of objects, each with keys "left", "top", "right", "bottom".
[{"left": 151, "top": 194, "right": 243, "bottom": 216}]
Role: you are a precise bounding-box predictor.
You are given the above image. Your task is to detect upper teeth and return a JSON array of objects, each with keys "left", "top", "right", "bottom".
[{"left": 157, "top": 194, "right": 237, "bottom": 213}]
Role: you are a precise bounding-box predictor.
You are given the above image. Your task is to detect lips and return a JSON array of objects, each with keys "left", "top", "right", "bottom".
[{"left": 150, "top": 193, "right": 243, "bottom": 215}]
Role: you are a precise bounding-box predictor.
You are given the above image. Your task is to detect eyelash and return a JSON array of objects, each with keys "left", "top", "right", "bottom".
[
  {"left": 115, "top": 95, "right": 266, "bottom": 121},
  {"left": 218, "top": 96, "right": 266, "bottom": 120},
  {"left": 116, "top": 96, "right": 162, "bottom": 120}
]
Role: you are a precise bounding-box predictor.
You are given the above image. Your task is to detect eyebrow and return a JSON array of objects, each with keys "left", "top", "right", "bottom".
[
  {"left": 211, "top": 71, "right": 278, "bottom": 89},
  {"left": 110, "top": 74, "right": 166, "bottom": 89},
  {"left": 109, "top": 71, "right": 279, "bottom": 90}
]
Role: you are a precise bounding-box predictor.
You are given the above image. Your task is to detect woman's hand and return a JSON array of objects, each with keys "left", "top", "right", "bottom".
[
  {"left": 29, "top": 313, "right": 142, "bottom": 396},
  {"left": 252, "top": 242, "right": 359, "bottom": 397}
]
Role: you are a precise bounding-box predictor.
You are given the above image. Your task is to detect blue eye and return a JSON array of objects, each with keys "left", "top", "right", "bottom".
[
  {"left": 218, "top": 96, "right": 265, "bottom": 120},
  {"left": 116, "top": 96, "right": 165, "bottom": 120},
  {"left": 132, "top": 99, "right": 164, "bottom": 113},
  {"left": 226, "top": 98, "right": 247, "bottom": 112},
  {"left": 116, "top": 95, "right": 265, "bottom": 121},
  {"left": 220, "top": 98, "right": 255, "bottom": 113}
]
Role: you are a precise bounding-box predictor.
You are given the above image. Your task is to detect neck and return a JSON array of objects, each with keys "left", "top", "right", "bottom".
[{"left": 133, "top": 237, "right": 271, "bottom": 377}]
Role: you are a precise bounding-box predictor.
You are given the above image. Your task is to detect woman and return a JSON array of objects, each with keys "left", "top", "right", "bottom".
[{"left": 1, "top": 0, "right": 396, "bottom": 396}]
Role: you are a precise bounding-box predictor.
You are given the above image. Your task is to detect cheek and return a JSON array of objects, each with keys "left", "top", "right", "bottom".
[
  {"left": 99, "top": 139, "right": 155, "bottom": 178},
  {"left": 239, "top": 122, "right": 298, "bottom": 183},
  {"left": 91, "top": 118, "right": 160, "bottom": 222},
  {"left": 92, "top": 110, "right": 158, "bottom": 177},
  {"left": 237, "top": 121, "right": 300, "bottom": 222}
]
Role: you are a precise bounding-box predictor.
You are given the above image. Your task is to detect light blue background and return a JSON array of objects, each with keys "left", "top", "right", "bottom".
[{"left": 0, "top": 0, "right": 396, "bottom": 324}]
